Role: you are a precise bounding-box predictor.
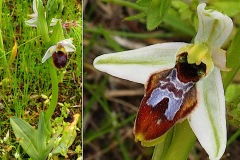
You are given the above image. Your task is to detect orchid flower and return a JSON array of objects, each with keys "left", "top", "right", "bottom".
[
  {"left": 93, "top": 3, "right": 233, "bottom": 160},
  {"left": 42, "top": 39, "right": 76, "bottom": 68},
  {"left": 25, "top": 0, "right": 60, "bottom": 27}
]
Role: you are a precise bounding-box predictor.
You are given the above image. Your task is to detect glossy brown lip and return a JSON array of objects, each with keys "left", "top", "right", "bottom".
[
  {"left": 134, "top": 52, "right": 206, "bottom": 144},
  {"left": 52, "top": 51, "right": 68, "bottom": 68}
]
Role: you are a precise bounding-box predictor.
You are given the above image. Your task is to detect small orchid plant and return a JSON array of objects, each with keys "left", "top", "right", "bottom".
[
  {"left": 10, "top": 0, "right": 78, "bottom": 159},
  {"left": 94, "top": 3, "right": 233, "bottom": 159}
]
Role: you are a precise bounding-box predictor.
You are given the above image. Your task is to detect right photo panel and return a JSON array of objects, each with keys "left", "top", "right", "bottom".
[{"left": 84, "top": 0, "right": 240, "bottom": 160}]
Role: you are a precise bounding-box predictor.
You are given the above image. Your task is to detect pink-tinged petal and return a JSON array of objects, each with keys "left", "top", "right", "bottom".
[
  {"left": 94, "top": 42, "right": 187, "bottom": 84},
  {"left": 194, "top": 3, "right": 233, "bottom": 49},
  {"left": 188, "top": 67, "right": 226, "bottom": 160},
  {"left": 211, "top": 48, "right": 231, "bottom": 71}
]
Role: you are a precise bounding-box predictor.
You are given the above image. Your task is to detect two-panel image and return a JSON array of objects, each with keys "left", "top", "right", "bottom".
[{"left": 1, "top": 0, "right": 240, "bottom": 159}]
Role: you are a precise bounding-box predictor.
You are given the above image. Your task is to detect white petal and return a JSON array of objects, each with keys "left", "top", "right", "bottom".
[
  {"left": 50, "top": 18, "right": 61, "bottom": 26},
  {"left": 188, "top": 67, "right": 226, "bottom": 160},
  {"left": 93, "top": 42, "right": 187, "bottom": 84},
  {"left": 42, "top": 45, "right": 57, "bottom": 63},
  {"left": 33, "top": 0, "right": 38, "bottom": 14},
  {"left": 194, "top": 3, "right": 233, "bottom": 48},
  {"left": 25, "top": 15, "right": 38, "bottom": 27},
  {"left": 58, "top": 39, "right": 76, "bottom": 52}
]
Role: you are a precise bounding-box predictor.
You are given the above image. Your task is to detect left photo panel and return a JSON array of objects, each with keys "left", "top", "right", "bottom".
[{"left": 0, "top": 0, "right": 82, "bottom": 159}]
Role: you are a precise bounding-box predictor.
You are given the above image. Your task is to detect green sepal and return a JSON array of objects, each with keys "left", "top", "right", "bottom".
[{"left": 50, "top": 20, "right": 64, "bottom": 44}]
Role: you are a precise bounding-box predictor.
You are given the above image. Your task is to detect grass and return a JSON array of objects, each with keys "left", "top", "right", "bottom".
[
  {"left": 84, "top": 1, "right": 240, "bottom": 160},
  {"left": 0, "top": 0, "right": 82, "bottom": 158}
]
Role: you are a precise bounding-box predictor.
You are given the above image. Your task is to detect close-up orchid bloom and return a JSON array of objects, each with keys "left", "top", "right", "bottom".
[
  {"left": 42, "top": 39, "right": 76, "bottom": 68},
  {"left": 93, "top": 3, "right": 233, "bottom": 160},
  {"left": 25, "top": 0, "right": 60, "bottom": 27}
]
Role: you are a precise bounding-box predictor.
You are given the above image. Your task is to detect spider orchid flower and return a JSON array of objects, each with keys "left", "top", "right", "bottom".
[
  {"left": 25, "top": 0, "right": 60, "bottom": 27},
  {"left": 42, "top": 39, "right": 76, "bottom": 68},
  {"left": 93, "top": 3, "right": 233, "bottom": 160}
]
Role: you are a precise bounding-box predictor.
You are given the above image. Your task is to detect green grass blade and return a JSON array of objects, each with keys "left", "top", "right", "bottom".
[{"left": 84, "top": 114, "right": 135, "bottom": 144}]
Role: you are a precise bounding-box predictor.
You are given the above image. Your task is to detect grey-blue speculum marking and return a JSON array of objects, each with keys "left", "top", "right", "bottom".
[{"left": 147, "top": 68, "right": 194, "bottom": 120}]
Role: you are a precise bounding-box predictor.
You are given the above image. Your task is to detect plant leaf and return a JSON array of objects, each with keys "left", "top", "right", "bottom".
[
  {"left": 146, "top": 0, "right": 172, "bottom": 30},
  {"left": 137, "top": 0, "right": 151, "bottom": 7},
  {"left": 52, "top": 114, "right": 80, "bottom": 156},
  {"left": 212, "top": 1, "right": 240, "bottom": 17},
  {"left": 10, "top": 117, "right": 40, "bottom": 160},
  {"left": 37, "top": 112, "right": 52, "bottom": 158}
]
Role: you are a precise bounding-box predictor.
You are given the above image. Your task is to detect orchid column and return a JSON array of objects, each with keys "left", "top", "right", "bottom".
[{"left": 93, "top": 3, "right": 233, "bottom": 160}]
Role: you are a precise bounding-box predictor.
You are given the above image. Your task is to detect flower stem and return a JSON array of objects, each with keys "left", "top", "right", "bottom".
[
  {"left": 152, "top": 120, "right": 196, "bottom": 160},
  {"left": 44, "top": 61, "right": 59, "bottom": 122}
]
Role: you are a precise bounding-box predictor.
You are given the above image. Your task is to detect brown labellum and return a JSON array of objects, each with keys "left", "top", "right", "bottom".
[
  {"left": 52, "top": 51, "right": 68, "bottom": 69},
  {"left": 134, "top": 53, "right": 206, "bottom": 145}
]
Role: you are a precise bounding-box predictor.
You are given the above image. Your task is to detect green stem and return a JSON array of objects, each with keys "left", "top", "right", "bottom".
[
  {"left": 152, "top": 120, "right": 196, "bottom": 160},
  {"left": 44, "top": 61, "right": 59, "bottom": 121}
]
